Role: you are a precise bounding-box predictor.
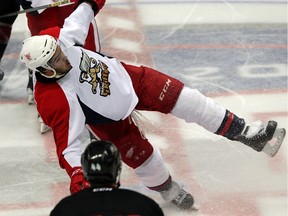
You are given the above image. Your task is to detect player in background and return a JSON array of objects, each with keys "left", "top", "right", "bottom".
[
  {"left": 19, "top": 0, "right": 102, "bottom": 134},
  {"left": 0, "top": 0, "right": 20, "bottom": 81},
  {"left": 50, "top": 140, "right": 165, "bottom": 216},
  {"left": 20, "top": 0, "right": 286, "bottom": 210}
]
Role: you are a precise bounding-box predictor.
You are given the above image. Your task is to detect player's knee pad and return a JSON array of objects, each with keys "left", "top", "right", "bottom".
[
  {"left": 89, "top": 117, "right": 153, "bottom": 169},
  {"left": 134, "top": 147, "right": 170, "bottom": 188},
  {"left": 119, "top": 128, "right": 154, "bottom": 169}
]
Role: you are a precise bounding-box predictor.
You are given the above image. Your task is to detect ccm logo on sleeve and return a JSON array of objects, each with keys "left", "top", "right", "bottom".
[{"left": 159, "top": 79, "right": 171, "bottom": 101}]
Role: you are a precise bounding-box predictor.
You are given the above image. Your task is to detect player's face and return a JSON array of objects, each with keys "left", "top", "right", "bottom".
[{"left": 48, "top": 45, "right": 72, "bottom": 74}]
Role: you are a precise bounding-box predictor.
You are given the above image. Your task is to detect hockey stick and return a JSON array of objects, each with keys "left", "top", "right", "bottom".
[{"left": 0, "top": 0, "right": 75, "bottom": 19}]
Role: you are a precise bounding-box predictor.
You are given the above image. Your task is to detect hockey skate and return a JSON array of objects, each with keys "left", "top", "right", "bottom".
[
  {"left": 236, "top": 120, "right": 286, "bottom": 157},
  {"left": 38, "top": 114, "right": 51, "bottom": 134},
  {"left": 27, "top": 88, "right": 34, "bottom": 105},
  {"left": 160, "top": 181, "right": 194, "bottom": 210},
  {"left": 27, "top": 69, "right": 34, "bottom": 104}
]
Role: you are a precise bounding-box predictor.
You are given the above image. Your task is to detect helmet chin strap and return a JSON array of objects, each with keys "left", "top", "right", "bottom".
[
  {"left": 40, "top": 69, "right": 57, "bottom": 78},
  {"left": 40, "top": 65, "right": 66, "bottom": 79}
]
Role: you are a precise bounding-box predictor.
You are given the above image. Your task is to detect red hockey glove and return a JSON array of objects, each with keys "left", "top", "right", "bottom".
[
  {"left": 78, "top": 0, "right": 106, "bottom": 15},
  {"left": 70, "top": 168, "right": 91, "bottom": 194}
]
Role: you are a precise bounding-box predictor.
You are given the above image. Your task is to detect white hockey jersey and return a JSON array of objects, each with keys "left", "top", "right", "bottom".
[{"left": 34, "top": 3, "right": 138, "bottom": 175}]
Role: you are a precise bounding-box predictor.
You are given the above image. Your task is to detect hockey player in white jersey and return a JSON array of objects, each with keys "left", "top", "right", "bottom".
[
  {"left": 19, "top": 0, "right": 101, "bottom": 104},
  {"left": 19, "top": 0, "right": 103, "bottom": 134},
  {"left": 20, "top": 0, "right": 286, "bottom": 210}
]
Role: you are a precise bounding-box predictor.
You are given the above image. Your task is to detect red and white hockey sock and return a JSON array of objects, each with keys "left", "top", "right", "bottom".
[{"left": 215, "top": 110, "right": 245, "bottom": 140}]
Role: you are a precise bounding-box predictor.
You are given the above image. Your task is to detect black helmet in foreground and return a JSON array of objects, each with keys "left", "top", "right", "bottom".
[{"left": 81, "top": 140, "right": 122, "bottom": 186}]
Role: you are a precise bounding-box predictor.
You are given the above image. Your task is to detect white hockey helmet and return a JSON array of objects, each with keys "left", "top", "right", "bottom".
[{"left": 20, "top": 35, "right": 57, "bottom": 77}]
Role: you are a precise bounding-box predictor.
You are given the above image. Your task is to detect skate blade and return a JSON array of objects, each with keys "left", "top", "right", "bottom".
[{"left": 262, "top": 128, "right": 286, "bottom": 157}]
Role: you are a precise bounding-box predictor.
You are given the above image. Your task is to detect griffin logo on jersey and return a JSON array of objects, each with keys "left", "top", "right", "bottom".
[{"left": 79, "top": 50, "right": 111, "bottom": 96}]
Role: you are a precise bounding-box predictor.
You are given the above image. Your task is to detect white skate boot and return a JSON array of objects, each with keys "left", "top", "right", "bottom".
[
  {"left": 27, "top": 88, "right": 34, "bottom": 105},
  {"left": 38, "top": 114, "right": 51, "bottom": 134},
  {"left": 160, "top": 181, "right": 194, "bottom": 210},
  {"left": 236, "top": 120, "right": 286, "bottom": 157}
]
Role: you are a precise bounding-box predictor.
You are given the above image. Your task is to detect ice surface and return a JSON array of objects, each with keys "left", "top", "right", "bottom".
[{"left": 0, "top": 1, "right": 286, "bottom": 215}]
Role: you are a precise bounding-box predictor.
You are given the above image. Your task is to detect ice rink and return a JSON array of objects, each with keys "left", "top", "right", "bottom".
[{"left": 0, "top": 0, "right": 287, "bottom": 215}]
